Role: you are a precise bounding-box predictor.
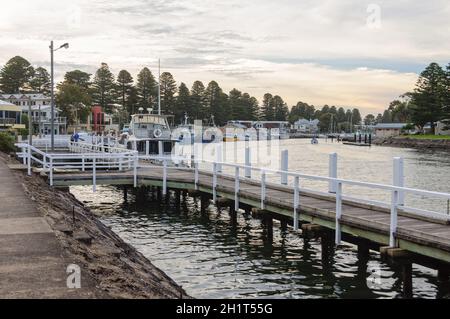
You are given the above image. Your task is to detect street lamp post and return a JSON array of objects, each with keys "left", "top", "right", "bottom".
[{"left": 49, "top": 41, "right": 69, "bottom": 151}]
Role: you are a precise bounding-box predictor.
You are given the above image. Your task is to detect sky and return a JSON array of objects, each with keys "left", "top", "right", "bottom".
[{"left": 0, "top": 0, "right": 449, "bottom": 115}]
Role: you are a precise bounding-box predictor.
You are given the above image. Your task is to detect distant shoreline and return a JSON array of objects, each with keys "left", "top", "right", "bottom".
[{"left": 373, "top": 136, "right": 450, "bottom": 150}]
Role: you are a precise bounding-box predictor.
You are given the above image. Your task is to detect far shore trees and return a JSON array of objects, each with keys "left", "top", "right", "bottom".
[{"left": 1, "top": 54, "right": 376, "bottom": 132}]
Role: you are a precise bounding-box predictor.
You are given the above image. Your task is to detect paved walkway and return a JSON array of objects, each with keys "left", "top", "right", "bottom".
[{"left": 0, "top": 159, "right": 99, "bottom": 298}]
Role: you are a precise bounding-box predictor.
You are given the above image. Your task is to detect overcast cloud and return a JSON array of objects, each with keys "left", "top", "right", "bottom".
[{"left": 0, "top": 0, "right": 449, "bottom": 114}]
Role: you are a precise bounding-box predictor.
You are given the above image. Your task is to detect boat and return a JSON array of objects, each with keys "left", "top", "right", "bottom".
[
  {"left": 126, "top": 112, "right": 176, "bottom": 155},
  {"left": 175, "top": 114, "right": 220, "bottom": 144}
]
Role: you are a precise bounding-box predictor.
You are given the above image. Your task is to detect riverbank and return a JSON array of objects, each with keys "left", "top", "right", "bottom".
[
  {"left": 0, "top": 152, "right": 189, "bottom": 299},
  {"left": 373, "top": 136, "right": 450, "bottom": 150}
]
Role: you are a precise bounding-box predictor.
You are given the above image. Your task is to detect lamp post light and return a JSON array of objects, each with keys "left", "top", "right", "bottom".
[{"left": 50, "top": 41, "right": 69, "bottom": 151}]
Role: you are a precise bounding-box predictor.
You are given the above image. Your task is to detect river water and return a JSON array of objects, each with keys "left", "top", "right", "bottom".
[{"left": 70, "top": 139, "right": 450, "bottom": 299}]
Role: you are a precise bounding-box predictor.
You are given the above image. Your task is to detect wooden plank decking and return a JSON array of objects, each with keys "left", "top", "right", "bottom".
[{"left": 50, "top": 165, "right": 450, "bottom": 264}]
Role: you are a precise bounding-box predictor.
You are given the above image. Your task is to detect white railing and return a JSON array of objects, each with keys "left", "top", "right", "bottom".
[{"left": 16, "top": 142, "right": 450, "bottom": 250}]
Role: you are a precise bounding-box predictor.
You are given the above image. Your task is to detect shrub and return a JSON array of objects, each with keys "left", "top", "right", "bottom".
[{"left": 0, "top": 132, "right": 16, "bottom": 153}]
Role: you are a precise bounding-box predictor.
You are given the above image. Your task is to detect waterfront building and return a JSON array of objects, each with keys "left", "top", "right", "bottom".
[
  {"left": 0, "top": 94, "right": 66, "bottom": 135},
  {"left": 373, "top": 123, "right": 407, "bottom": 137},
  {"left": 292, "top": 118, "right": 320, "bottom": 133},
  {"left": 0, "top": 99, "right": 26, "bottom": 131}
]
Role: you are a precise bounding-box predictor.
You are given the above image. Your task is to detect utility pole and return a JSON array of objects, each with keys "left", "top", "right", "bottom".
[
  {"left": 158, "top": 58, "right": 161, "bottom": 115},
  {"left": 28, "top": 96, "right": 32, "bottom": 145},
  {"left": 50, "top": 40, "right": 55, "bottom": 151}
]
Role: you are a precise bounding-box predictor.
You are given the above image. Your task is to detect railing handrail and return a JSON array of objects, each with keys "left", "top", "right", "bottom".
[{"left": 16, "top": 141, "right": 450, "bottom": 249}]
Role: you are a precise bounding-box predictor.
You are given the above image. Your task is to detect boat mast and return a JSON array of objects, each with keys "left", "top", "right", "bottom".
[{"left": 158, "top": 58, "right": 161, "bottom": 115}]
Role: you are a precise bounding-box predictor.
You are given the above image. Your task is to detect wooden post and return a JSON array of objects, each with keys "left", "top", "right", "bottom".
[
  {"left": 162, "top": 160, "right": 167, "bottom": 195},
  {"left": 200, "top": 193, "right": 209, "bottom": 214},
  {"left": 401, "top": 262, "right": 413, "bottom": 298},
  {"left": 280, "top": 150, "right": 288, "bottom": 185},
  {"left": 328, "top": 153, "right": 337, "bottom": 193},
  {"left": 92, "top": 157, "right": 96, "bottom": 192},
  {"left": 175, "top": 189, "right": 181, "bottom": 211},
  {"left": 390, "top": 190, "right": 399, "bottom": 247},
  {"left": 260, "top": 170, "right": 266, "bottom": 209},
  {"left": 335, "top": 181, "right": 342, "bottom": 245},
  {"left": 266, "top": 214, "right": 273, "bottom": 242},
  {"left": 27, "top": 144, "right": 31, "bottom": 176},
  {"left": 293, "top": 176, "right": 300, "bottom": 231},
  {"left": 245, "top": 147, "right": 251, "bottom": 178},
  {"left": 393, "top": 157, "right": 405, "bottom": 206}
]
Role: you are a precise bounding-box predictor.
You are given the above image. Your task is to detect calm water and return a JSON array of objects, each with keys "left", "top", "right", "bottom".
[{"left": 70, "top": 140, "right": 450, "bottom": 299}]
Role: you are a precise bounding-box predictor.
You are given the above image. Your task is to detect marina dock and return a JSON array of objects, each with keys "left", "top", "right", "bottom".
[{"left": 16, "top": 141, "right": 450, "bottom": 296}]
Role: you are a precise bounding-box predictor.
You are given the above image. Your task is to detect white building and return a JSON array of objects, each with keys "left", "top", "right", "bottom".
[
  {"left": 293, "top": 119, "right": 319, "bottom": 133},
  {"left": 373, "top": 123, "right": 407, "bottom": 137},
  {"left": 0, "top": 94, "right": 66, "bottom": 135}
]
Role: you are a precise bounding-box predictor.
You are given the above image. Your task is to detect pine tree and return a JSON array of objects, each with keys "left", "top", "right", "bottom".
[
  {"left": 351, "top": 108, "right": 362, "bottom": 125},
  {"left": 116, "top": 70, "right": 134, "bottom": 123},
  {"left": 242, "top": 93, "right": 260, "bottom": 120},
  {"left": 261, "top": 93, "right": 274, "bottom": 120},
  {"left": 205, "top": 81, "right": 228, "bottom": 125},
  {"left": 29, "top": 67, "right": 50, "bottom": 94},
  {"left": 175, "top": 82, "right": 191, "bottom": 123},
  {"left": 160, "top": 72, "right": 177, "bottom": 115},
  {"left": 92, "top": 62, "right": 116, "bottom": 113},
  {"left": 272, "top": 95, "right": 288, "bottom": 121},
  {"left": 0, "top": 56, "right": 34, "bottom": 93},
  {"left": 64, "top": 70, "right": 91, "bottom": 89},
  {"left": 190, "top": 81, "right": 207, "bottom": 120},
  {"left": 443, "top": 63, "right": 450, "bottom": 128},
  {"left": 136, "top": 67, "right": 157, "bottom": 111},
  {"left": 410, "top": 62, "right": 447, "bottom": 133}
]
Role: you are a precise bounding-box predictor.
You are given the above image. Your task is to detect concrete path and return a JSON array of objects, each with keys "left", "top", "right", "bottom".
[{"left": 0, "top": 159, "right": 101, "bottom": 298}]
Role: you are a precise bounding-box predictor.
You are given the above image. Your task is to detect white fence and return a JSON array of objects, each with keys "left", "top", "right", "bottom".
[{"left": 16, "top": 142, "right": 450, "bottom": 249}]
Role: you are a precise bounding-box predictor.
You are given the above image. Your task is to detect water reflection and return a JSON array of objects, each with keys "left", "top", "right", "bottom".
[{"left": 71, "top": 183, "right": 445, "bottom": 299}]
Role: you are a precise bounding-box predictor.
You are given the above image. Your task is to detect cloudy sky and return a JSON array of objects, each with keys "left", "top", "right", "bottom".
[{"left": 0, "top": 0, "right": 449, "bottom": 115}]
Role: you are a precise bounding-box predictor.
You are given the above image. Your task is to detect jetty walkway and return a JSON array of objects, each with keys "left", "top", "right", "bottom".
[
  {"left": 16, "top": 141, "right": 450, "bottom": 296},
  {"left": 0, "top": 158, "right": 100, "bottom": 298}
]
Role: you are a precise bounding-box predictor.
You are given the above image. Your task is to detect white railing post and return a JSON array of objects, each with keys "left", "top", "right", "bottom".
[
  {"left": 43, "top": 154, "right": 46, "bottom": 172},
  {"left": 245, "top": 147, "right": 251, "bottom": 178},
  {"left": 329, "top": 153, "right": 338, "bottom": 193},
  {"left": 235, "top": 166, "right": 240, "bottom": 211},
  {"left": 145, "top": 140, "right": 150, "bottom": 156},
  {"left": 92, "top": 157, "right": 96, "bottom": 192},
  {"left": 82, "top": 154, "right": 85, "bottom": 172},
  {"left": 27, "top": 144, "right": 31, "bottom": 176},
  {"left": 393, "top": 157, "right": 405, "bottom": 206},
  {"left": 133, "top": 153, "right": 138, "bottom": 187},
  {"left": 280, "top": 149, "right": 288, "bottom": 185},
  {"left": 216, "top": 144, "right": 222, "bottom": 173},
  {"left": 390, "top": 190, "right": 399, "bottom": 247},
  {"left": 119, "top": 155, "right": 123, "bottom": 171},
  {"left": 49, "top": 157, "right": 53, "bottom": 186},
  {"left": 163, "top": 160, "right": 167, "bottom": 195},
  {"left": 158, "top": 141, "right": 163, "bottom": 156},
  {"left": 194, "top": 161, "right": 199, "bottom": 190},
  {"left": 213, "top": 162, "right": 217, "bottom": 202},
  {"left": 261, "top": 170, "right": 266, "bottom": 209},
  {"left": 293, "top": 176, "right": 300, "bottom": 231},
  {"left": 22, "top": 147, "right": 26, "bottom": 165},
  {"left": 335, "top": 181, "right": 342, "bottom": 245}
]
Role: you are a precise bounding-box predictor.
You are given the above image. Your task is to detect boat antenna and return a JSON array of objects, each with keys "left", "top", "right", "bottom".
[{"left": 158, "top": 58, "right": 161, "bottom": 115}]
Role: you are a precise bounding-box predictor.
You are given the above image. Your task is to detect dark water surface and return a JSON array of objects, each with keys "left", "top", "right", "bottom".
[{"left": 70, "top": 140, "right": 450, "bottom": 299}]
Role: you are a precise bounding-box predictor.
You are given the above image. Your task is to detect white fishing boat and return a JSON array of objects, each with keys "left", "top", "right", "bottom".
[{"left": 126, "top": 111, "right": 176, "bottom": 155}]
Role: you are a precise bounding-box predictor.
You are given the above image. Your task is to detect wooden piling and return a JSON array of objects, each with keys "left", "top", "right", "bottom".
[{"left": 401, "top": 262, "right": 413, "bottom": 298}]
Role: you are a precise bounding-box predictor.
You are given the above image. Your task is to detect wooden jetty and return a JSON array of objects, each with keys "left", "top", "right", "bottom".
[{"left": 17, "top": 141, "right": 450, "bottom": 296}]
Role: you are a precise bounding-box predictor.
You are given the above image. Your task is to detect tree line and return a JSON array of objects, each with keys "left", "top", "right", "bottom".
[
  {"left": 0, "top": 55, "right": 364, "bottom": 131},
  {"left": 363, "top": 62, "right": 450, "bottom": 134}
]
